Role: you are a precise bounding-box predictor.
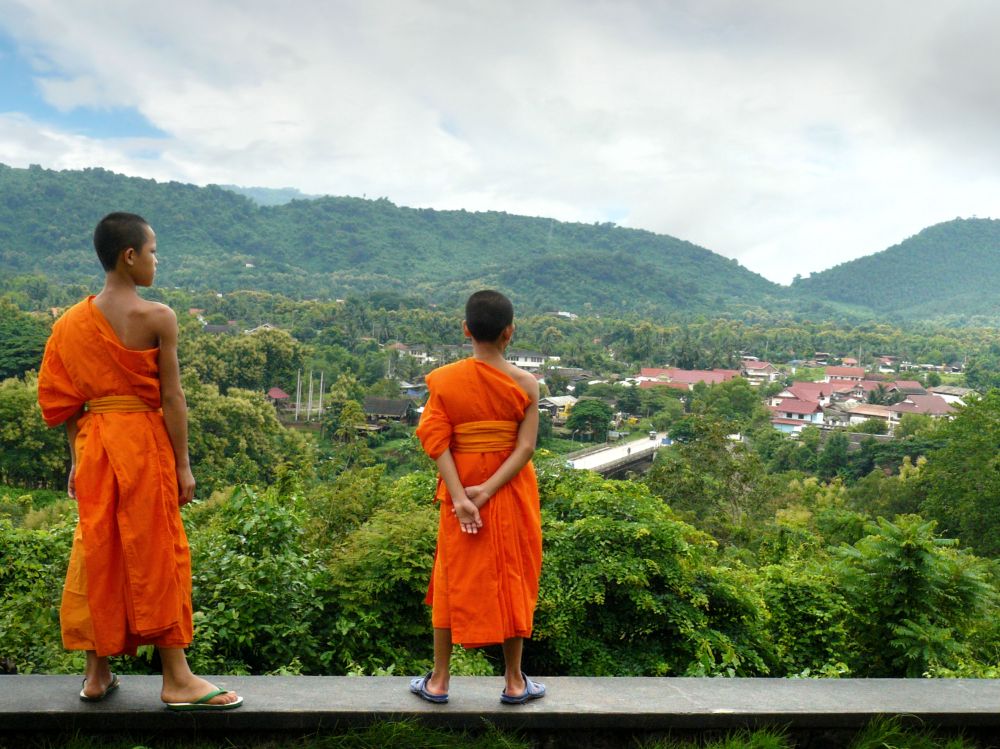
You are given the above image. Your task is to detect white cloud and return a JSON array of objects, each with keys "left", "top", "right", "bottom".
[{"left": 0, "top": 0, "right": 998, "bottom": 283}]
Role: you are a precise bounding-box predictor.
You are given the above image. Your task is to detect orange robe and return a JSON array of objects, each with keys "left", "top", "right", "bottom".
[
  {"left": 416, "top": 358, "right": 542, "bottom": 647},
  {"left": 37, "top": 296, "right": 193, "bottom": 657}
]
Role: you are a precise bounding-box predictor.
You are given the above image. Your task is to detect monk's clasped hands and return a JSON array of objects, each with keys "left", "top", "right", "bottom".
[{"left": 451, "top": 495, "right": 483, "bottom": 534}]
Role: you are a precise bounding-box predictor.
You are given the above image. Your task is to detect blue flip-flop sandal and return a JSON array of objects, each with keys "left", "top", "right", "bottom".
[
  {"left": 501, "top": 672, "right": 546, "bottom": 704},
  {"left": 409, "top": 671, "right": 449, "bottom": 704}
]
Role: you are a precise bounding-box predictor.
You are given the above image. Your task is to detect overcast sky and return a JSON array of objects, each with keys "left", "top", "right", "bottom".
[{"left": 1, "top": 0, "right": 997, "bottom": 284}]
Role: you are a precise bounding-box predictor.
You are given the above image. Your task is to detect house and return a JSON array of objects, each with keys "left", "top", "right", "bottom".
[
  {"left": 505, "top": 349, "right": 548, "bottom": 370},
  {"left": 888, "top": 380, "right": 927, "bottom": 396},
  {"left": 266, "top": 387, "right": 291, "bottom": 411},
  {"left": 841, "top": 357, "right": 858, "bottom": 366},
  {"left": 362, "top": 397, "right": 416, "bottom": 426},
  {"left": 770, "top": 381, "right": 838, "bottom": 407},
  {"left": 770, "top": 399, "right": 824, "bottom": 434},
  {"left": 888, "top": 394, "right": 955, "bottom": 426},
  {"left": 538, "top": 395, "right": 578, "bottom": 424},
  {"left": 740, "top": 360, "right": 782, "bottom": 386},
  {"left": 847, "top": 404, "right": 892, "bottom": 429},
  {"left": 929, "top": 385, "right": 974, "bottom": 405},
  {"left": 824, "top": 366, "right": 865, "bottom": 383}
]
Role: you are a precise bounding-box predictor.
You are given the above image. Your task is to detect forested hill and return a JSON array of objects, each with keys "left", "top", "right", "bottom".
[
  {"left": 791, "top": 218, "right": 1000, "bottom": 321},
  {"left": 0, "top": 163, "right": 783, "bottom": 316}
]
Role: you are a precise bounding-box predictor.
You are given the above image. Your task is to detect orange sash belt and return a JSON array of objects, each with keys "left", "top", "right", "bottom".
[
  {"left": 452, "top": 420, "right": 518, "bottom": 453},
  {"left": 84, "top": 395, "right": 158, "bottom": 414}
]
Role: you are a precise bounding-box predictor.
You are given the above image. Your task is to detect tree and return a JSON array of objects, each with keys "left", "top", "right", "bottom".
[
  {"left": 0, "top": 375, "right": 68, "bottom": 489},
  {"left": 835, "top": 515, "right": 995, "bottom": 677},
  {"left": 615, "top": 386, "right": 641, "bottom": 416},
  {"left": 184, "top": 377, "right": 314, "bottom": 495},
  {"left": 565, "top": 399, "right": 613, "bottom": 442},
  {"left": 920, "top": 391, "right": 1000, "bottom": 556},
  {"left": 0, "top": 300, "right": 50, "bottom": 381},
  {"left": 816, "top": 431, "right": 850, "bottom": 480},
  {"left": 856, "top": 418, "right": 888, "bottom": 435}
]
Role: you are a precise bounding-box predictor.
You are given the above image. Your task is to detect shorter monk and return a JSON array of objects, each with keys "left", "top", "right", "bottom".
[
  {"left": 410, "top": 290, "right": 545, "bottom": 704},
  {"left": 38, "top": 212, "right": 241, "bottom": 710}
]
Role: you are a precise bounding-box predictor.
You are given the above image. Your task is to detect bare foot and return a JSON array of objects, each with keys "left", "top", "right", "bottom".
[
  {"left": 161, "top": 674, "right": 240, "bottom": 706},
  {"left": 81, "top": 653, "right": 115, "bottom": 700},
  {"left": 81, "top": 672, "right": 116, "bottom": 700}
]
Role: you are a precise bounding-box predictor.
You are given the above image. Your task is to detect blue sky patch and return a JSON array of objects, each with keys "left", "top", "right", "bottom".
[{"left": 0, "top": 30, "right": 167, "bottom": 139}]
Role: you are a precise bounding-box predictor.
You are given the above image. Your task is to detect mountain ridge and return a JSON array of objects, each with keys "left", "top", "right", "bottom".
[{"left": 1, "top": 163, "right": 997, "bottom": 322}]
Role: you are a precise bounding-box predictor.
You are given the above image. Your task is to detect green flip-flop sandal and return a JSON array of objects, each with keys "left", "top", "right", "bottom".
[{"left": 165, "top": 688, "right": 243, "bottom": 711}]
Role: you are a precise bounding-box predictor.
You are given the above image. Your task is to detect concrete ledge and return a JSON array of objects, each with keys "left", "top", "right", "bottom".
[{"left": 2, "top": 676, "right": 1000, "bottom": 734}]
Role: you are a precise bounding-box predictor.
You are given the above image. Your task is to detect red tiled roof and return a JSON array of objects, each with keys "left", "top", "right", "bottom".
[
  {"left": 742, "top": 360, "right": 775, "bottom": 370},
  {"left": 267, "top": 387, "right": 290, "bottom": 400},
  {"left": 774, "top": 398, "right": 823, "bottom": 415},
  {"left": 889, "top": 395, "right": 954, "bottom": 416},
  {"left": 786, "top": 382, "right": 835, "bottom": 399},
  {"left": 825, "top": 366, "right": 865, "bottom": 378}
]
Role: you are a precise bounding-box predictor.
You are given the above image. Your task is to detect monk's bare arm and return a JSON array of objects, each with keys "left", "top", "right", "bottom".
[
  {"left": 64, "top": 408, "right": 83, "bottom": 499},
  {"left": 434, "top": 448, "right": 482, "bottom": 532},
  {"left": 466, "top": 377, "right": 539, "bottom": 508},
  {"left": 153, "top": 305, "right": 196, "bottom": 505}
]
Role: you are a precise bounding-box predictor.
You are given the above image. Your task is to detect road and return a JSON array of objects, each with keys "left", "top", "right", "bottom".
[{"left": 567, "top": 432, "right": 668, "bottom": 471}]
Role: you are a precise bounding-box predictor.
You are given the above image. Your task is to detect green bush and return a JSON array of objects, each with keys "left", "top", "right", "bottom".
[
  {"left": 532, "top": 465, "right": 772, "bottom": 676},
  {"left": 0, "top": 517, "right": 79, "bottom": 673},
  {"left": 186, "top": 484, "right": 329, "bottom": 674}
]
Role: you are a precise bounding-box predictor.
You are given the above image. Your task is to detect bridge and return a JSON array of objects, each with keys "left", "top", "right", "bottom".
[{"left": 565, "top": 433, "right": 668, "bottom": 477}]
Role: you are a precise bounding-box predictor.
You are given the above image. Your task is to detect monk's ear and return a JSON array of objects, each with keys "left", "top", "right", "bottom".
[
  {"left": 122, "top": 247, "right": 136, "bottom": 266},
  {"left": 462, "top": 321, "right": 472, "bottom": 339}
]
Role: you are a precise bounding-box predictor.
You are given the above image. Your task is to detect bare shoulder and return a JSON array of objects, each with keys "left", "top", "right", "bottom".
[
  {"left": 141, "top": 301, "right": 178, "bottom": 338},
  {"left": 507, "top": 364, "right": 539, "bottom": 402}
]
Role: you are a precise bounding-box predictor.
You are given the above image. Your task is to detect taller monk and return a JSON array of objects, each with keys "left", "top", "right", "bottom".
[{"left": 38, "top": 212, "right": 241, "bottom": 710}]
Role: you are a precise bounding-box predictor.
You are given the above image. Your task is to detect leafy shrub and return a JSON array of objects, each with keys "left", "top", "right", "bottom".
[
  {"left": 532, "top": 466, "right": 772, "bottom": 676},
  {"left": 0, "top": 517, "right": 79, "bottom": 673},
  {"left": 186, "top": 484, "right": 328, "bottom": 674}
]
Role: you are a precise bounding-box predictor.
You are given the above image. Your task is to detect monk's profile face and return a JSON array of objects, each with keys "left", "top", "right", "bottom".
[{"left": 127, "top": 226, "right": 158, "bottom": 287}]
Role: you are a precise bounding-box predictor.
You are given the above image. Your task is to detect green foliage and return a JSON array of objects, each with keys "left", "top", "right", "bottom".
[
  {"left": 0, "top": 163, "right": 784, "bottom": 318},
  {"left": 793, "top": 217, "right": 1000, "bottom": 322},
  {"left": 848, "top": 716, "right": 979, "bottom": 749},
  {"left": 185, "top": 483, "right": 328, "bottom": 674},
  {"left": 0, "top": 299, "right": 49, "bottom": 380},
  {"left": 756, "top": 563, "right": 853, "bottom": 677},
  {"left": 324, "top": 471, "right": 440, "bottom": 675},
  {"left": 0, "top": 375, "right": 69, "bottom": 489},
  {"left": 565, "top": 398, "right": 614, "bottom": 442},
  {"left": 185, "top": 378, "right": 315, "bottom": 495},
  {"left": 648, "top": 416, "right": 781, "bottom": 539},
  {"left": 920, "top": 391, "right": 1000, "bottom": 556},
  {"left": 855, "top": 418, "right": 888, "bottom": 434},
  {"left": 0, "top": 516, "right": 79, "bottom": 673},
  {"left": 689, "top": 378, "right": 769, "bottom": 433},
  {"left": 181, "top": 326, "right": 307, "bottom": 395},
  {"left": 834, "top": 515, "right": 996, "bottom": 677},
  {"left": 533, "top": 466, "right": 771, "bottom": 676}
]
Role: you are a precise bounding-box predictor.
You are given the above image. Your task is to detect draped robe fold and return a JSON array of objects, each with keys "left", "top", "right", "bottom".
[
  {"left": 37, "top": 297, "right": 192, "bottom": 656},
  {"left": 415, "top": 358, "right": 542, "bottom": 647}
]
